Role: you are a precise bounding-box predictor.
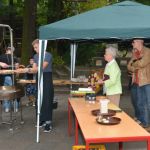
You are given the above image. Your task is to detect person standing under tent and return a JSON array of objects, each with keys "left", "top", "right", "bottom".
[
  {"left": 98, "top": 46, "right": 122, "bottom": 106},
  {"left": 0, "top": 46, "right": 20, "bottom": 112},
  {"left": 127, "top": 39, "right": 150, "bottom": 130},
  {"left": 127, "top": 48, "right": 141, "bottom": 124},
  {"left": 31, "top": 39, "right": 54, "bottom": 132}
]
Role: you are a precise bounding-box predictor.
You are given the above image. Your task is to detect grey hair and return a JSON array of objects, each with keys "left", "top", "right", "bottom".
[{"left": 105, "top": 46, "right": 118, "bottom": 58}]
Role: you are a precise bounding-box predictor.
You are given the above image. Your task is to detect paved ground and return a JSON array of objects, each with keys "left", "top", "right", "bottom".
[{"left": 0, "top": 86, "right": 148, "bottom": 150}]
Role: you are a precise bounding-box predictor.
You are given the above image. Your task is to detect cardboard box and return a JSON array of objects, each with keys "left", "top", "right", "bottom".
[{"left": 72, "top": 144, "right": 106, "bottom": 150}]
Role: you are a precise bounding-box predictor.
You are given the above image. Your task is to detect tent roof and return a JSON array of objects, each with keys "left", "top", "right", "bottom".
[{"left": 39, "top": 1, "right": 150, "bottom": 41}]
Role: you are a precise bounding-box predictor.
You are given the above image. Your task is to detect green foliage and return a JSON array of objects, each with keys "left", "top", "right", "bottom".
[
  {"left": 76, "top": 43, "right": 106, "bottom": 66},
  {"left": 48, "top": 47, "right": 65, "bottom": 66},
  {"left": 63, "top": 49, "right": 71, "bottom": 65},
  {"left": 79, "top": 0, "right": 107, "bottom": 12},
  {"left": 62, "top": 43, "right": 106, "bottom": 66},
  {"left": 1, "top": 0, "right": 150, "bottom": 66},
  {"left": 0, "top": 0, "right": 23, "bottom": 16},
  {"left": 63, "top": 0, "right": 108, "bottom": 17},
  {"left": 135, "top": 0, "right": 150, "bottom": 5},
  {"left": 14, "top": 0, "right": 24, "bottom": 17},
  {"left": 37, "top": 0, "right": 48, "bottom": 25}
]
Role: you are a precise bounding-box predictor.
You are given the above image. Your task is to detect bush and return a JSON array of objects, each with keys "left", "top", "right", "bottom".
[{"left": 48, "top": 47, "right": 65, "bottom": 66}]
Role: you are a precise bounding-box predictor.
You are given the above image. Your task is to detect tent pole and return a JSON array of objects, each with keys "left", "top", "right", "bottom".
[
  {"left": 70, "top": 44, "right": 73, "bottom": 92},
  {"left": 70, "top": 44, "right": 73, "bottom": 81},
  {"left": 70, "top": 43, "right": 77, "bottom": 80},
  {"left": 73, "top": 43, "right": 77, "bottom": 78},
  {"left": 9, "top": 27, "right": 15, "bottom": 85},
  {"left": 36, "top": 40, "right": 42, "bottom": 143},
  {"left": 36, "top": 40, "right": 47, "bottom": 143},
  {"left": 70, "top": 43, "right": 77, "bottom": 93}
]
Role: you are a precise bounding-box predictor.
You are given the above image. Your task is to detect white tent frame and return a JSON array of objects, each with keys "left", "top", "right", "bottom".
[{"left": 36, "top": 40, "right": 77, "bottom": 142}]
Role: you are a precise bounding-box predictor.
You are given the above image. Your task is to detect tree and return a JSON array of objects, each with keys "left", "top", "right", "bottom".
[
  {"left": 136, "top": 0, "right": 150, "bottom": 5},
  {"left": 1, "top": 0, "right": 150, "bottom": 66},
  {"left": 21, "top": 0, "right": 37, "bottom": 65},
  {"left": 47, "top": 0, "right": 65, "bottom": 23},
  {"left": 63, "top": 0, "right": 108, "bottom": 17}
]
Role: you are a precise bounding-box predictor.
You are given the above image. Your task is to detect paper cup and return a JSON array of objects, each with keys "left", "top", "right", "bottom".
[{"left": 100, "top": 99, "right": 110, "bottom": 114}]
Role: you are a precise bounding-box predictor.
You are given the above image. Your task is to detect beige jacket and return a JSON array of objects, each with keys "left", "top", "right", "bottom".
[{"left": 127, "top": 46, "right": 150, "bottom": 86}]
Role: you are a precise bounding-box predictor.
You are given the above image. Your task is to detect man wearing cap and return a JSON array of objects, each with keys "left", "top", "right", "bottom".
[{"left": 127, "top": 39, "right": 150, "bottom": 130}]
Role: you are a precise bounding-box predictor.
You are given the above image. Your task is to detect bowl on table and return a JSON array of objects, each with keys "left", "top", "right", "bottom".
[
  {"left": 96, "top": 116, "right": 121, "bottom": 125},
  {"left": 91, "top": 109, "right": 116, "bottom": 117}
]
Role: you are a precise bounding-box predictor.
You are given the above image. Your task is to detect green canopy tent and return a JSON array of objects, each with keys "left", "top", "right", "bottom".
[
  {"left": 36, "top": 1, "right": 150, "bottom": 142},
  {"left": 39, "top": 1, "right": 150, "bottom": 40}
]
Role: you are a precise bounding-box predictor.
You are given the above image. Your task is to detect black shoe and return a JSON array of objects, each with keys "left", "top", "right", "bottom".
[
  {"left": 39, "top": 121, "right": 46, "bottom": 128},
  {"left": 43, "top": 124, "right": 52, "bottom": 133},
  {"left": 35, "top": 121, "right": 46, "bottom": 128}
]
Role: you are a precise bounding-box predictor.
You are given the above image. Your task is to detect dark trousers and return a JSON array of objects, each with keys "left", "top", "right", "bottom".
[
  {"left": 36, "top": 72, "right": 54, "bottom": 122},
  {"left": 131, "top": 83, "right": 150, "bottom": 126},
  {"left": 131, "top": 84, "right": 141, "bottom": 120}
]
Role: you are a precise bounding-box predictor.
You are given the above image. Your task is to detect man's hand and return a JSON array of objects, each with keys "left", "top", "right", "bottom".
[
  {"left": 0, "top": 62, "right": 9, "bottom": 68},
  {"left": 14, "top": 68, "right": 28, "bottom": 74}
]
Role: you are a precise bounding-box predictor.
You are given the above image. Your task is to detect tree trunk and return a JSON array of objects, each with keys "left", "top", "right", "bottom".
[{"left": 21, "top": 0, "right": 37, "bottom": 65}]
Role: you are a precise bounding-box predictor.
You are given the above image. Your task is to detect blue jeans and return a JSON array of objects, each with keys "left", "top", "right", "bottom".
[
  {"left": 132, "top": 84, "right": 150, "bottom": 127},
  {"left": 131, "top": 84, "right": 150, "bottom": 126},
  {"left": 3, "top": 76, "right": 19, "bottom": 110},
  {"left": 131, "top": 84, "right": 141, "bottom": 120},
  {"left": 140, "top": 84, "right": 150, "bottom": 126}
]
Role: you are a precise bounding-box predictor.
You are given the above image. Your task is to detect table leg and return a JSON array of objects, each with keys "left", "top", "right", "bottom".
[
  {"left": 119, "top": 142, "right": 123, "bottom": 150},
  {"left": 0, "top": 100, "right": 14, "bottom": 130},
  {"left": 0, "top": 101, "right": 3, "bottom": 123},
  {"left": 147, "top": 139, "right": 150, "bottom": 150},
  {"left": 20, "top": 99, "right": 24, "bottom": 124},
  {"left": 85, "top": 142, "right": 89, "bottom": 150},
  {"left": 68, "top": 100, "right": 72, "bottom": 136},
  {"left": 75, "top": 116, "right": 78, "bottom": 145},
  {"left": 9, "top": 100, "right": 13, "bottom": 131}
]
